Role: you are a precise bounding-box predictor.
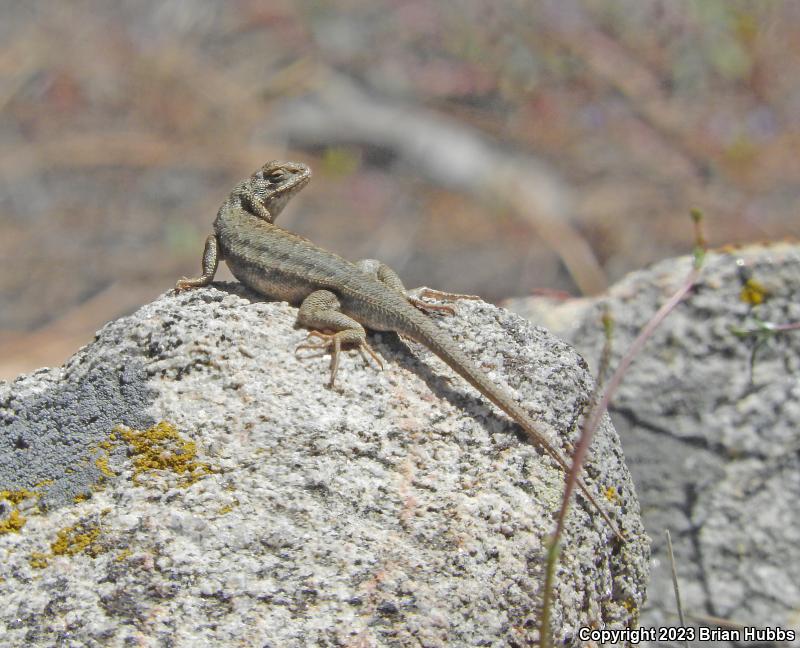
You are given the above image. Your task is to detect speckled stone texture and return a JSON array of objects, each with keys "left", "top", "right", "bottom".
[
  {"left": 1, "top": 283, "right": 648, "bottom": 647},
  {"left": 507, "top": 243, "right": 800, "bottom": 647}
]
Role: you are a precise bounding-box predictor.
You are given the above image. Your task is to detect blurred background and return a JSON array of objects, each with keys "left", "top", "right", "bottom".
[{"left": 1, "top": 0, "right": 798, "bottom": 379}]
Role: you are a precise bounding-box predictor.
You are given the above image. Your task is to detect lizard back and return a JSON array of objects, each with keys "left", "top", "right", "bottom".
[{"left": 214, "top": 202, "right": 413, "bottom": 325}]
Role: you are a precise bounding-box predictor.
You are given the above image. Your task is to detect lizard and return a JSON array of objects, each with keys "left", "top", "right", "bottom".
[{"left": 175, "top": 160, "right": 624, "bottom": 540}]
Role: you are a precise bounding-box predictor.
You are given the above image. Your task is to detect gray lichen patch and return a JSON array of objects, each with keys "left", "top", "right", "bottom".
[{"left": 1, "top": 352, "right": 156, "bottom": 511}]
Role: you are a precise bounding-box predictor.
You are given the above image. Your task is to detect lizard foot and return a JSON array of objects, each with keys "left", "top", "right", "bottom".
[
  {"left": 174, "top": 276, "right": 213, "bottom": 292},
  {"left": 174, "top": 277, "right": 194, "bottom": 292},
  {"left": 407, "top": 288, "right": 481, "bottom": 315},
  {"left": 295, "top": 330, "right": 383, "bottom": 387}
]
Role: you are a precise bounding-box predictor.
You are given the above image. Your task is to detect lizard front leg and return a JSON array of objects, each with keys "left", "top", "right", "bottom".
[
  {"left": 295, "top": 290, "right": 383, "bottom": 387},
  {"left": 175, "top": 234, "right": 220, "bottom": 291},
  {"left": 354, "top": 259, "right": 478, "bottom": 315}
]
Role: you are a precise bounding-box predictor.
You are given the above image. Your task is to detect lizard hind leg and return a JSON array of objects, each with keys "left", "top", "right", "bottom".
[
  {"left": 354, "top": 259, "right": 478, "bottom": 315},
  {"left": 295, "top": 289, "right": 383, "bottom": 387}
]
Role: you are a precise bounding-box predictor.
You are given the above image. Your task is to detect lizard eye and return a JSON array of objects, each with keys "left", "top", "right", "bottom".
[{"left": 267, "top": 170, "right": 287, "bottom": 182}]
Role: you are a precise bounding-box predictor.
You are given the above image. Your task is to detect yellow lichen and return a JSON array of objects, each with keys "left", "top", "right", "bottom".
[
  {"left": 115, "top": 548, "right": 133, "bottom": 562},
  {"left": 604, "top": 485, "right": 620, "bottom": 503},
  {"left": 94, "top": 454, "right": 116, "bottom": 478},
  {"left": 51, "top": 523, "right": 103, "bottom": 557},
  {"left": 29, "top": 552, "right": 50, "bottom": 569},
  {"left": 218, "top": 500, "right": 238, "bottom": 515},
  {"left": 25, "top": 521, "right": 105, "bottom": 569},
  {"left": 1, "top": 489, "right": 36, "bottom": 505},
  {"left": 740, "top": 278, "right": 769, "bottom": 305},
  {"left": 73, "top": 493, "right": 90, "bottom": 503},
  {"left": 0, "top": 509, "right": 25, "bottom": 534},
  {"left": 0, "top": 489, "right": 41, "bottom": 534},
  {"left": 97, "top": 434, "right": 117, "bottom": 452},
  {"left": 115, "top": 421, "right": 214, "bottom": 487}
]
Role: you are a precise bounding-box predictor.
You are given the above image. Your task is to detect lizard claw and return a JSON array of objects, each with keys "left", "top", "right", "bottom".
[
  {"left": 414, "top": 287, "right": 481, "bottom": 301},
  {"left": 295, "top": 331, "right": 383, "bottom": 387},
  {"left": 407, "top": 287, "right": 481, "bottom": 316},
  {"left": 408, "top": 298, "right": 456, "bottom": 315},
  {"left": 175, "top": 276, "right": 214, "bottom": 292},
  {"left": 174, "top": 277, "right": 192, "bottom": 292}
]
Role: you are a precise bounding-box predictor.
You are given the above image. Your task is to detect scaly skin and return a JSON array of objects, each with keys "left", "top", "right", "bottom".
[{"left": 176, "top": 160, "right": 623, "bottom": 540}]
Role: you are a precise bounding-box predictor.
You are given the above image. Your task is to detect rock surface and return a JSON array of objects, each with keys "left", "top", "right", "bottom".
[
  {"left": 1, "top": 283, "right": 647, "bottom": 647},
  {"left": 507, "top": 242, "right": 800, "bottom": 646}
]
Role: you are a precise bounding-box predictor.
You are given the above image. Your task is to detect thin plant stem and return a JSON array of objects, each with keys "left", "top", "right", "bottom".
[
  {"left": 539, "top": 211, "right": 706, "bottom": 646},
  {"left": 666, "top": 529, "right": 689, "bottom": 648}
]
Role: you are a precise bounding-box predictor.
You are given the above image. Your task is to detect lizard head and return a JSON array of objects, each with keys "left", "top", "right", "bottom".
[{"left": 248, "top": 160, "right": 312, "bottom": 221}]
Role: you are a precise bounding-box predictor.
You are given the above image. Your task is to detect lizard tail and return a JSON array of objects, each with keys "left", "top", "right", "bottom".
[{"left": 402, "top": 315, "right": 624, "bottom": 541}]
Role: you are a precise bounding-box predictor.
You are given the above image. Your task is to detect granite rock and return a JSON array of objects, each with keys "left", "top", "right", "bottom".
[
  {"left": 507, "top": 243, "right": 800, "bottom": 646},
  {"left": 1, "top": 283, "right": 648, "bottom": 647}
]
